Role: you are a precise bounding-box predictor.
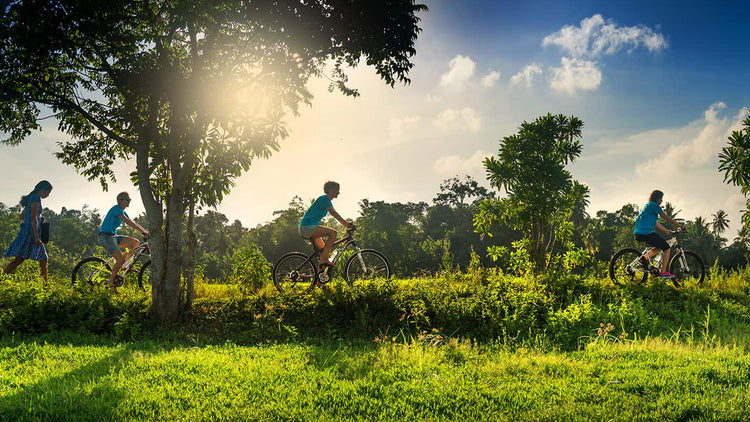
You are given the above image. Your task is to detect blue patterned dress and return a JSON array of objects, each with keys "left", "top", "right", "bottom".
[{"left": 4, "top": 194, "right": 48, "bottom": 261}]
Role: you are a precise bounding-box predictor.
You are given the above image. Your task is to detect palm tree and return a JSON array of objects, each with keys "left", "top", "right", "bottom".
[{"left": 711, "top": 210, "right": 730, "bottom": 235}]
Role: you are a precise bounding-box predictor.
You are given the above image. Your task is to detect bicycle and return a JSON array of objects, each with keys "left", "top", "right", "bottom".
[
  {"left": 272, "top": 225, "right": 391, "bottom": 295},
  {"left": 609, "top": 229, "right": 705, "bottom": 287},
  {"left": 71, "top": 237, "right": 152, "bottom": 291}
]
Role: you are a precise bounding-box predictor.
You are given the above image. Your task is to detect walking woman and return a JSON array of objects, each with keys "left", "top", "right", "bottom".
[{"left": 3, "top": 180, "right": 53, "bottom": 281}]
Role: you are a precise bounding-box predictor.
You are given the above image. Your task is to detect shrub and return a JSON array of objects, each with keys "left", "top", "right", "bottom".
[{"left": 229, "top": 243, "right": 272, "bottom": 294}]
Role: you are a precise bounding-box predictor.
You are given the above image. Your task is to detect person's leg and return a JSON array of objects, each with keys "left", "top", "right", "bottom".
[
  {"left": 118, "top": 236, "right": 140, "bottom": 271},
  {"left": 310, "top": 226, "right": 337, "bottom": 264},
  {"left": 109, "top": 250, "right": 126, "bottom": 291},
  {"left": 39, "top": 259, "right": 48, "bottom": 281},
  {"left": 3, "top": 257, "right": 25, "bottom": 275},
  {"left": 310, "top": 237, "right": 325, "bottom": 253},
  {"left": 661, "top": 248, "right": 671, "bottom": 273}
]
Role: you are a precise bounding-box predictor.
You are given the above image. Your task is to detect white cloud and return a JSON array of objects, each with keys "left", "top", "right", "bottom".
[
  {"left": 542, "top": 14, "right": 668, "bottom": 58},
  {"left": 439, "top": 55, "right": 476, "bottom": 90},
  {"left": 634, "top": 102, "right": 740, "bottom": 179},
  {"left": 388, "top": 116, "right": 422, "bottom": 143},
  {"left": 549, "top": 57, "right": 602, "bottom": 95},
  {"left": 434, "top": 107, "right": 482, "bottom": 133},
  {"left": 481, "top": 70, "right": 501, "bottom": 88},
  {"left": 510, "top": 64, "right": 542, "bottom": 87},
  {"left": 434, "top": 150, "right": 491, "bottom": 177}
]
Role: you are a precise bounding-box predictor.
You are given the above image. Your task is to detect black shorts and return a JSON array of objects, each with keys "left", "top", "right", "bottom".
[{"left": 634, "top": 233, "right": 669, "bottom": 251}]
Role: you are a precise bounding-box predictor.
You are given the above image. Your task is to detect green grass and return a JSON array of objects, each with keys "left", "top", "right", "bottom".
[{"left": 2, "top": 332, "right": 750, "bottom": 421}]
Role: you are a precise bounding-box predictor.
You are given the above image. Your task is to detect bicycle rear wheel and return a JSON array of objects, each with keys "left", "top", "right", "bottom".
[
  {"left": 137, "top": 260, "right": 152, "bottom": 292},
  {"left": 72, "top": 257, "right": 111, "bottom": 289},
  {"left": 273, "top": 252, "right": 315, "bottom": 295},
  {"left": 609, "top": 248, "right": 648, "bottom": 286},
  {"left": 669, "top": 251, "right": 705, "bottom": 286},
  {"left": 345, "top": 249, "right": 391, "bottom": 285}
]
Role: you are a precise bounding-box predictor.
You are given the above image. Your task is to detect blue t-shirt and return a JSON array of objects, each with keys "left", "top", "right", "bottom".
[
  {"left": 300, "top": 195, "right": 333, "bottom": 227},
  {"left": 22, "top": 194, "right": 43, "bottom": 225},
  {"left": 634, "top": 201, "right": 663, "bottom": 235},
  {"left": 99, "top": 205, "right": 129, "bottom": 234}
]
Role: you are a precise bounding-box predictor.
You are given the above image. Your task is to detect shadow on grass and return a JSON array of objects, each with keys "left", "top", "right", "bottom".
[{"left": 0, "top": 343, "right": 138, "bottom": 421}]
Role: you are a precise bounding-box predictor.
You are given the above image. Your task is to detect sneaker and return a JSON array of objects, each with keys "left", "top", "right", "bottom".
[
  {"left": 639, "top": 256, "right": 649, "bottom": 269},
  {"left": 659, "top": 272, "right": 675, "bottom": 279}
]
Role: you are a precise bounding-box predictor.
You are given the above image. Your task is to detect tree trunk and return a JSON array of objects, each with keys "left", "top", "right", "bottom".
[{"left": 185, "top": 200, "right": 196, "bottom": 310}]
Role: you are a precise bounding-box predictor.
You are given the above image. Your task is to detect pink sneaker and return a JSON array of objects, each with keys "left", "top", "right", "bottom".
[{"left": 659, "top": 272, "right": 675, "bottom": 279}]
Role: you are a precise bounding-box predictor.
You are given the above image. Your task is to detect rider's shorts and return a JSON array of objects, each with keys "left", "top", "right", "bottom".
[
  {"left": 298, "top": 225, "right": 317, "bottom": 239},
  {"left": 98, "top": 233, "right": 125, "bottom": 255},
  {"left": 634, "top": 232, "right": 669, "bottom": 251}
]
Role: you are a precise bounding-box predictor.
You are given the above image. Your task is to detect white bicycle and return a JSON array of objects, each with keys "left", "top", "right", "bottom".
[{"left": 609, "top": 229, "right": 705, "bottom": 287}]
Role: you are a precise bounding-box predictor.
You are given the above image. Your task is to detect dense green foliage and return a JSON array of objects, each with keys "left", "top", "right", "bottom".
[
  {"left": 719, "top": 112, "right": 750, "bottom": 228},
  {"left": 477, "top": 114, "right": 585, "bottom": 273},
  {"left": 3, "top": 263, "right": 750, "bottom": 350}
]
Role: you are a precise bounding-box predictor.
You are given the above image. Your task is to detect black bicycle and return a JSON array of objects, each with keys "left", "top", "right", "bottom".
[
  {"left": 272, "top": 225, "right": 390, "bottom": 295},
  {"left": 609, "top": 229, "right": 705, "bottom": 287},
  {"left": 71, "top": 237, "right": 152, "bottom": 291}
]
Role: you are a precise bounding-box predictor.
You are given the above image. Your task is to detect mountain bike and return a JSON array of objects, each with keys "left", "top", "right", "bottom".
[
  {"left": 272, "top": 225, "right": 390, "bottom": 295},
  {"left": 71, "top": 237, "right": 152, "bottom": 291},
  {"left": 609, "top": 229, "right": 705, "bottom": 287}
]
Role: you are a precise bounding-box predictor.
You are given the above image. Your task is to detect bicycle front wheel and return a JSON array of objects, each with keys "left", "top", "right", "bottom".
[
  {"left": 137, "top": 260, "right": 152, "bottom": 292},
  {"left": 273, "top": 252, "right": 315, "bottom": 295},
  {"left": 72, "top": 257, "right": 111, "bottom": 289},
  {"left": 670, "top": 251, "right": 705, "bottom": 286},
  {"left": 345, "top": 249, "right": 391, "bottom": 285},
  {"left": 609, "top": 248, "right": 647, "bottom": 286}
]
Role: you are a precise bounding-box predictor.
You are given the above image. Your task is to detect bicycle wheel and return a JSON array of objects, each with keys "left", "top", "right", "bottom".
[
  {"left": 273, "top": 252, "right": 315, "bottom": 295},
  {"left": 72, "top": 257, "right": 111, "bottom": 289},
  {"left": 609, "top": 248, "right": 648, "bottom": 286},
  {"left": 137, "top": 260, "right": 152, "bottom": 292},
  {"left": 345, "top": 249, "right": 391, "bottom": 285},
  {"left": 669, "top": 251, "right": 705, "bottom": 286}
]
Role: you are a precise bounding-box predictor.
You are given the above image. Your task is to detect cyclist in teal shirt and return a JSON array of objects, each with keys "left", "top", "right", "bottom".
[
  {"left": 633, "top": 190, "right": 683, "bottom": 279},
  {"left": 299, "top": 181, "right": 353, "bottom": 267},
  {"left": 98, "top": 192, "right": 149, "bottom": 293}
]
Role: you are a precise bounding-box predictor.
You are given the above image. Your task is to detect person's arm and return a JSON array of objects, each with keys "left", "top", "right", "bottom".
[
  {"left": 118, "top": 215, "right": 149, "bottom": 236},
  {"left": 327, "top": 207, "right": 352, "bottom": 228},
  {"left": 655, "top": 221, "right": 671, "bottom": 235},
  {"left": 659, "top": 212, "right": 682, "bottom": 230},
  {"left": 30, "top": 202, "right": 42, "bottom": 246}
]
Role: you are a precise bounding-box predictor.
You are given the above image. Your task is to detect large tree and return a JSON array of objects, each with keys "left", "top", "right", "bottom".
[
  {"left": 719, "top": 112, "right": 750, "bottom": 230},
  {"left": 474, "top": 114, "right": 584, "bottom": 273},
  {"left": 0, "top": 0, "right": 426, "bottom": 323}
]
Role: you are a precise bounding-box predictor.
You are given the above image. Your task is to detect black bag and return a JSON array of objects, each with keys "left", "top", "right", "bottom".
[{"left": 41, "top": 222, "right": 50, "bottom": 244}]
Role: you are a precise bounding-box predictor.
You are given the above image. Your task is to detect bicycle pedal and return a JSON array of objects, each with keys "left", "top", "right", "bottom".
[{"left": 113, "top": 275, "right": 125, "bottom": 287}]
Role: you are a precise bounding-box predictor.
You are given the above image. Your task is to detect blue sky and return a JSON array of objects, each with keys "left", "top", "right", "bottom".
[{"left": 1, "top": 0, "right": 749, "bottom": 236}]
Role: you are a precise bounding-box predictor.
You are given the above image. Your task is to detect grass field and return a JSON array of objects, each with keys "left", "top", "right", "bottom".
[{"left": 2, "top": 332, "right": 750, "bottom": 421}]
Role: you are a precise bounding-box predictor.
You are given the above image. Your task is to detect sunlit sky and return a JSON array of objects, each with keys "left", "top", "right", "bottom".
[{"left": 2, "top": 0, "right": 749, "bottom": 237}]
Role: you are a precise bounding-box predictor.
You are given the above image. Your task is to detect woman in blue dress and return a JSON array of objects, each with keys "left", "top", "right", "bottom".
[{"left": 3, "top": 181, "right": 53, "bottom": 281}]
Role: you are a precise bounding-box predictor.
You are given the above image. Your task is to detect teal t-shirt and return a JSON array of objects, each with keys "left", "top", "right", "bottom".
[
  {"left": 99, "top": 205, "right": 129, "bottom": 234},
  {"left": 300, "top": 195, "right": 333, "bottom": 227},
  {"left": 634, "top": 201, "right": 663, "bottom": 235}
]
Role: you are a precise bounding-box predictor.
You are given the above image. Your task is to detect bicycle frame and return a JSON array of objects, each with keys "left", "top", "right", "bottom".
[
  {"left": 306, "top": 229, "right": 366, "bottom": 282},
  {"left": 629, "top": 233, "right": 691, "bottom": 276},
  {"left": 105, "top": 239, "right": 151, "bottom": 272}
]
